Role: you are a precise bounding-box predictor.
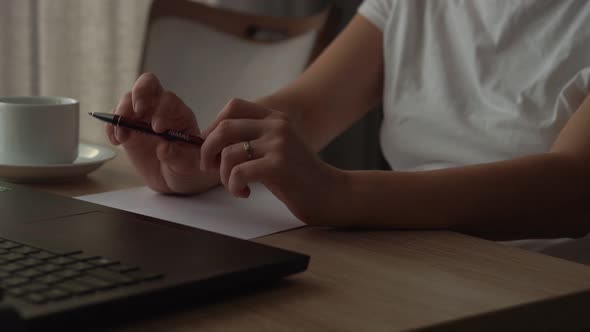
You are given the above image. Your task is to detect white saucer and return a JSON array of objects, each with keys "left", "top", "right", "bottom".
[{"left": 0, "top": 142, "right": 116, "bottom": 183}]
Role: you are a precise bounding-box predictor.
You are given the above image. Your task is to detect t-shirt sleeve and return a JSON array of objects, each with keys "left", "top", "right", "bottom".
[
  {"left": 357, "top": 0, "right": 392, "bottom": 31},
  {"left": 555, "top": 67, "right": 590, "bottom": 116}
]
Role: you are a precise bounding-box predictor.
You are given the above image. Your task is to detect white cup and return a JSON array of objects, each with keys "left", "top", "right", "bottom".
[{"left": 0, "top": 96, "right": 79, "bottom": 165}]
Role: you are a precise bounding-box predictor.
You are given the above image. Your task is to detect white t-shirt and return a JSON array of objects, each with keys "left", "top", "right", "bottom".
[
  {"left": 358, "top": 0, "right": 590, "bottom": 251},
  {"left": 359, "top": 0, "right": 590, "bottom": 171}
]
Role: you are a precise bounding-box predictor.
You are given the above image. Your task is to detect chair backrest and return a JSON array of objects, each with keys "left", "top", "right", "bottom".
[{"left": 140, "top": 0, "right": 333, "bottom": 128}]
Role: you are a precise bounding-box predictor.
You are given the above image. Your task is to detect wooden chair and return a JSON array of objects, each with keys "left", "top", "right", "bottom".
[{"left": 139, "top": 0, "right": 335, "bottom": 128}]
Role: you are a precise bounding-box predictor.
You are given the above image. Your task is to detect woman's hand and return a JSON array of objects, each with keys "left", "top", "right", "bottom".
[
  {"left": 200, "top": 98, "right": 345, "bottom": 224},
  {"left": 106, "top": 73, "right": 219, "bottom": 194}
]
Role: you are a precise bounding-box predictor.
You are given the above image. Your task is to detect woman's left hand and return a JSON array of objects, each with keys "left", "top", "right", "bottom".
[{"left": 200, "top": 98, "right": 344, "bottom": 224}]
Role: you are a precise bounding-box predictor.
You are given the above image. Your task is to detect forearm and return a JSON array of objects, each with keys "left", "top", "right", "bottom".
[
  {"left": 255, "top": 15, "right": 384, "bottom": 152},
  {"left": 329, "top": 153, "right": 590, "bottom": 240}
]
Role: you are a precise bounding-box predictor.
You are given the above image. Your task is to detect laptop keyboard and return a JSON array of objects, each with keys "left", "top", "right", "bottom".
[{"left": 0, "top": 237, "right": 164, "bottom": 305}]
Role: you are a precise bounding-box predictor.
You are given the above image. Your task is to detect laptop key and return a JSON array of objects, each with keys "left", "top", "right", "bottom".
[
  {"left": 15, "top": 268, "right": 44, "bottom": 279},
  {"left": 0, "top": 263, "right": 25, "bottom": 273},
  {"left": 29, "top": 251, "right": 57, "bottom": 260},
  {"left": 37, "top": 263, "right": 61, "bottom": 273},
  {"left": 44, "top": 289, "right": 70, "bottom": 301},
  {"left": 87, "top": 268, "right": 137, "bottom": 285},
  {"left": 88, "top": 257, "right": 118, "bottom": 267},
  {"left": 19, "top": 258, "right": 42, "bottom": 267},
  {"left": 56, "top": 280, "right": 95, "bottom": 295},
  {"left": 48, "top": 256, "right": 75, "bottom": 265},
  {"left": 75, "top": 276, "right": 116, "bottom": 290},
  {"left": 11, "top": 246, "right": 40, "bottom": 255},
  {"left": 36, "top": 274, "right": 65, "bottom": 285},
  {"left": 67, "top": 262, "right": 94, "bottom": 271},
  {"left": 54, "top": 269, "right": 81, "bottom": 279},
  {"left": 0, "top": 241, "right": 21, "bottom": 250},
  {"left": 21, "top": 282, "right": 49, "bottom": 293},
  {"left": 3, "top": 252, "right": 25, "bottom": 262},
  {"left": 1, "top": 277, "right": 29, "bottom": 288},
  {"left": 7, "top": 287, "right": 26, "bottom": 297},
  {"left": 24, "top": 293, "right": 47, "bottom": 304}
]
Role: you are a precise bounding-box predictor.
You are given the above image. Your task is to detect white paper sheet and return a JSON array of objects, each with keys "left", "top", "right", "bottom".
[{"left": 76, "top": 184, "right": 304, "bottom": 240}]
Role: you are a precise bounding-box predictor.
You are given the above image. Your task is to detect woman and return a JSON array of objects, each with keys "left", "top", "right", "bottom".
[{"left": 106, "top": 0, "right": 590, "bottom": 243}]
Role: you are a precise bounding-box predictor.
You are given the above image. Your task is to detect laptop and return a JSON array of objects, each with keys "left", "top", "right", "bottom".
[{"left": 0, "top": 181, "right": 309, "bottom": 331}]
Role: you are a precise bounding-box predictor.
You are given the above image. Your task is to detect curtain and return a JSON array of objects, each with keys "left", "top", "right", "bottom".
[
  {"left": 0, "top": 1, "right": 36, "bottom": 97},
  {"left": 0, "top": 0, "right": 151, "bottom": 145}
]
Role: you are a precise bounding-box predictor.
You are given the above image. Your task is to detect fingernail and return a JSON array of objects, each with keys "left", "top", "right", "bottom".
[
  {"left": 240, "top": 186, "right": 251, "bottom": 198},
  {"left": 152, "top": 119, "right": 160, "bottom": 132},
  {"left": 202, "top": 125, "right": 213, "bottom": 138},
  {"left": 115, "top": 127, "right": 129, "bottom": 143},
  {"left": 109, "top": 132, "right": 120, "bottom": 145}
]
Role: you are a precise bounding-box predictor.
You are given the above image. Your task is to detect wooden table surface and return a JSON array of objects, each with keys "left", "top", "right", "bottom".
[{"left": 31, "top": 152, "right": 590, "bottom": 331}]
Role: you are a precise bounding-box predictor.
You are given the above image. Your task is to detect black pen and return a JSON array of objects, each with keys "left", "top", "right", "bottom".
[{"left": 89, "top": 112, "right": 204, "bottom": 146}]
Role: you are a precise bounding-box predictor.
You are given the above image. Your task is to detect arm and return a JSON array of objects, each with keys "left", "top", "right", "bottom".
[
  {"left": 200, "top": 14, "right": 588, "bottom": 240},
  {"left": 111, "top": 15, "right": 382, "bottom": 195},
  {"left": 255, "top": 15, "right": 384, "bottom": 151},
  {"left": 330, "top": 95, "right": 590, "bottom": 240}
]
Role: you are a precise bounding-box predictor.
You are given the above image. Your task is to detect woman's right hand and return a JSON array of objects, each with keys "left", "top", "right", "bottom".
[{"left": 105, "top": 73, "right": 220, "bottom": 194}]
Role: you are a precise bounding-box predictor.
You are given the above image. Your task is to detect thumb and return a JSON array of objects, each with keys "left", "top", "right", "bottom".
[{"left": 156, "top": 141, "right": 200, "bottom": 175}]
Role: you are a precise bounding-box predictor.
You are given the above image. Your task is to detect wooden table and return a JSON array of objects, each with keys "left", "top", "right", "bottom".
[{"left": 31, "top": 153, "right": 590, "bottom": 331}]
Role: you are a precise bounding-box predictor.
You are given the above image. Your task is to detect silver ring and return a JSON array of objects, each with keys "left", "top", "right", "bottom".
[{"left": 243, "top": 141, "right": 253, "bottom": 160}]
